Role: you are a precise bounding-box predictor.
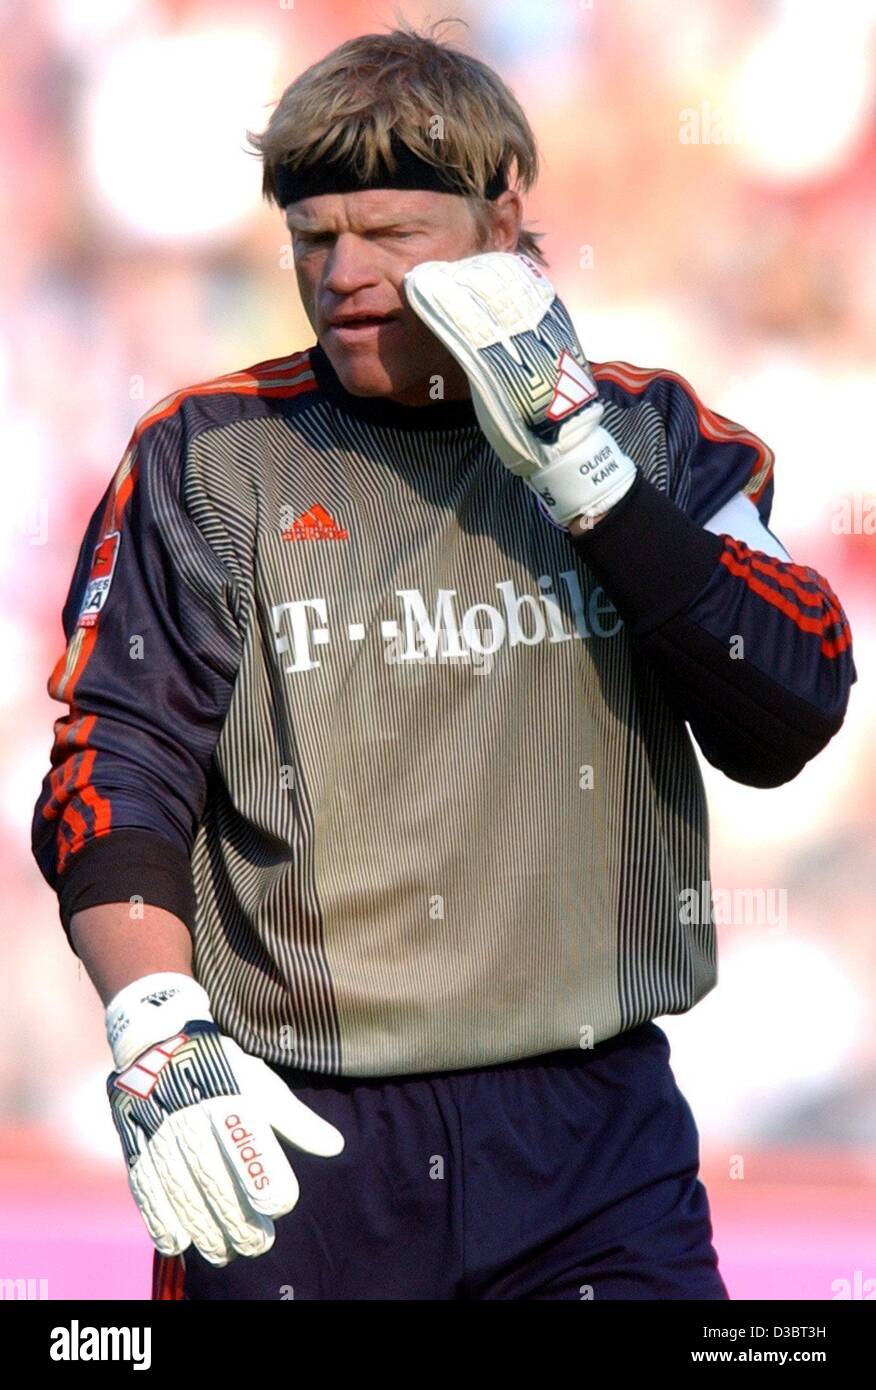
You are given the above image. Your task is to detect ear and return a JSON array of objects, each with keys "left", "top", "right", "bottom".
[{"left": 487, "top": 190, "right": 524, "bottom": 253}]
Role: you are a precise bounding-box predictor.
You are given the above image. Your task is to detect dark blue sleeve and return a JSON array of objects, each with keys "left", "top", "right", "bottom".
[
  {"left": 571, "top": 370, "right": 856, "bottom": 788},
  {"left": 31, "top": 405, "right": 243, "bottom": 944}
]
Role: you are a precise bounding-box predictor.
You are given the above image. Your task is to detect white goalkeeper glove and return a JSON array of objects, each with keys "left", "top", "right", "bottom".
[
  {"left": 105, "top": 972, "right": 344, "bottom": 1268},
  {"left": 403, "top": 251, "right": 637, "bottom": 529}
]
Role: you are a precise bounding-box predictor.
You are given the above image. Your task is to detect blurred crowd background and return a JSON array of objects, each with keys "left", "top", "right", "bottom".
[{"left": 1, "top": 0, "right": 874, "bottom": 1300}]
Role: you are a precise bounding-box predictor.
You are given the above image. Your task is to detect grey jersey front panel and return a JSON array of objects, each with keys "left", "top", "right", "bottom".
[{"left": 185, "top": 374, "right": 714, "bottom": 1075}]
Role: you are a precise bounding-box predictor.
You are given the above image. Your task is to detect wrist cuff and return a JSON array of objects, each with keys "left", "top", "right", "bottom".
[
  {"left": 533, "top": 426, "right": 637, "bottom": 526},
  {"left": 106, "top": 972, "right": 213, "bottom": 1072}
]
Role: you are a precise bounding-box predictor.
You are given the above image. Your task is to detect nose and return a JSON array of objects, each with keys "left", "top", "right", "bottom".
[{"left": 322, "top": 233, "right": 381, "bottom": 300}]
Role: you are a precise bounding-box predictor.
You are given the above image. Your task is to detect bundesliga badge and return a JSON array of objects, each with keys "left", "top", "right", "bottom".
[{"left": 77, "top": 531, "right": 120, "bottom": 629}]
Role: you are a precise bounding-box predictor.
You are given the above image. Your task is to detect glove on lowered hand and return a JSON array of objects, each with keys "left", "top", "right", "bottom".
[{"left": 105, "top": 972, "right": 344, "bottom": 1267}]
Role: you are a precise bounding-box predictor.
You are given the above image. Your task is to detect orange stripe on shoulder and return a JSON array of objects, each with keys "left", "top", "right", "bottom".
[
  {"left": 590, "top": 359, "right": 774, "bottom": 505},
  {"left": 132, "top": 349, "right": 318, "bottom": 443},
  {"left": 52, "top": 353, "right": 317, "bottom": 705}
]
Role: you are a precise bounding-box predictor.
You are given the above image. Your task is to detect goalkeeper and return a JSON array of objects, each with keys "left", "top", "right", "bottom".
[{"left": 32, "top": 23, "right": 855, "bottom": 1301}]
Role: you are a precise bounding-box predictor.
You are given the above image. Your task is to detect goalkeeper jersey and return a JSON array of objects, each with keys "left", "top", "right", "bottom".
[{"left": 32, "top": 342, "right": 855, "bottom": 1075}]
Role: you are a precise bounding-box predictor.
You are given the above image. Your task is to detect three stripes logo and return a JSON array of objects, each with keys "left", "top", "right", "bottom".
[
  {"left": 114, "top": 1034, "right": 189, "bottom": 1100},
  {"left": 546, "top": 349, "right": 598, "bottom": 422},
  {"left": 282, "top": 503, "right": 349, "bottom": 542},
  {"left": 480, "top": 295, "right": 599, "bottom": 444}
]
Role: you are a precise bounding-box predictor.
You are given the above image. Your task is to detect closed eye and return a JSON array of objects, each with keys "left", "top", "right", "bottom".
[{"left": 293, "top": 228, "right": 419, "bottom": 245}]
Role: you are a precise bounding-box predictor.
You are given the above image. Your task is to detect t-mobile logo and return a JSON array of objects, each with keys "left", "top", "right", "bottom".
[{"left": 271, "top": 570, "right": 622, "bottom": 674}]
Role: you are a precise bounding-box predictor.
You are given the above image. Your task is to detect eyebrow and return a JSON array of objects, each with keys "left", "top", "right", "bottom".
[{"left": 285, "top": 214, "right": 429, "bottom": 234}]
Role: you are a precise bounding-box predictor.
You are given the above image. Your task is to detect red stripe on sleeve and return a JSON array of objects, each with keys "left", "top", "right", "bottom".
[{"left": 719, "top": 545, "right": 852, "bottom": 658}]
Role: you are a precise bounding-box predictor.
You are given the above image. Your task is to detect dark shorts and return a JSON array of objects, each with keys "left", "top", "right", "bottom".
[{"left": 158, "top": 1021, "right": 729, "bottom": 1301}]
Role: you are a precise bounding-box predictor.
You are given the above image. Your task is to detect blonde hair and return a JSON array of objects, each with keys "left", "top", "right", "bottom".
[{"left": 247, "top": 16, "right": 545, "bottom": 265}]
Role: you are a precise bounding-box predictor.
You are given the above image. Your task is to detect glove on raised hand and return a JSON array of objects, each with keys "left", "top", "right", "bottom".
[{"left": 404, "top": 251, "right": 637, "bottom": 529}]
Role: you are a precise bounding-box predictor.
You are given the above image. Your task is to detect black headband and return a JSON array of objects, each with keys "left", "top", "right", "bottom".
[{"left": 274, "top": 131, "right": 508, "bottom": 205}]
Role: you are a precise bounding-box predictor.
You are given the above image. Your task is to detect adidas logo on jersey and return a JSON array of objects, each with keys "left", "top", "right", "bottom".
[{"left": 282, "top": 503, "right": 349, "bottom": 542}]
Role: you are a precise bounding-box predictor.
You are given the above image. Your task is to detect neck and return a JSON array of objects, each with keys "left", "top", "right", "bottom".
[
  {"left": 308, "top": 341, "right": 479, "bottom": 433},
  {"left": 386, "top": 351, "right": 472, "bottom": 407}
]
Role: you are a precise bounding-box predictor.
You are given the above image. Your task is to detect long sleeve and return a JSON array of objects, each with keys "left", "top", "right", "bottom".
[
  {"left": 569, "top": 370, "right": 856, "bottom": 788},
  {"left": 32, "top": 402, "right": 245, "bottom": 947}
]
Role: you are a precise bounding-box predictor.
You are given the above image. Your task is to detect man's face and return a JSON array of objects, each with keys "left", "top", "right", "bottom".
[{"left": 285, "top": 188, "right": 504, "bottom": 406}]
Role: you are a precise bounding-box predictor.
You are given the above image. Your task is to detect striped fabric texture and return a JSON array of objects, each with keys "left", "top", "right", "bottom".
[{"left": 34, "top": 344, "right": 776, "bottom": 1076}]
